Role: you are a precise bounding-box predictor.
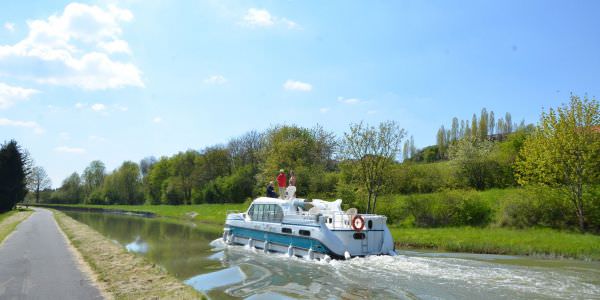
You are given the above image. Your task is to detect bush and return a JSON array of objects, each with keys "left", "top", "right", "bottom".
[
  {"left": 403, "top": 190, "right": 492, "bottom": 227},
  {"left": 390, "top": 162, "right": 454, "bottom": 194},
  {"left": 497, "top": 186, "right": 572, "bottom": 229}
]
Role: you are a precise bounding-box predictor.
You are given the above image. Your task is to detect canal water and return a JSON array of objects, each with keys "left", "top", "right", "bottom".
[{"left": 64, "top": 211, "right": 600, "bottom": 300}]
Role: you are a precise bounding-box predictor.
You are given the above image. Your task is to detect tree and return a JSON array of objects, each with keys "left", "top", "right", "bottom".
[
  {"left": 505, "top": 112, "right": 513, "bottom": 133},
  {"left": 516, "top": 95, "right": 600, "bottom": 231},
  {"left": 104, "top": 161, "right": 143, "bottom": 204},
  {"left": 410, "top": 136, "right": 416, "bottom": 157},
  {"left": 479, "top": 108, "right": 488, "bottom": 140},
  {"left": 471, "top": 114, "right": 478, "bottom": 140},
  {"left": 402, "top": 140, "right": 410, "bottom": 161},
  {"left": 83, "top": 160, "right": 105, "bottom": 196},
  {"left": 449, "top": 139, "right": 500, "bottom": 190},
  {"left": 59, "top": 172, "right": 83, "bottom": 203},
  {"left": 0, "top": 140, "right": 28, "bottom": 212},
  {"left": 489, "top": 111, "right": 496, "bottom": 135},
  {"left": 497, "top": 118, "right": 505, "bottom": 134},
  {"left": 451, "top": 117, "right": 459, "bottom": 142},
  {"left": 27, "top": 166, "right": 51, "bottom": 203},
  {"left": 342, "top": 121, "right": 406, "bottom": 214},
  {"left": 436, "top": 126, "right": 447, "bottom": 159},
  {"left": 140, "top": 156, "right": 157, "bottom": 178}
]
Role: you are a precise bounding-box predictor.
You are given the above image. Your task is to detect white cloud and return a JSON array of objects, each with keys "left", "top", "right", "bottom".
[
  {"left": 152, "top": 116, "right": 162, "bottom": 123},
  {"left": 0, "top": 3, "right": 143, "bottom": 90},
  {"left": 4, "top": 22, "right": 15, "bottom": 32},
  {"left": 338, "top": 96, "right": 363, "bottom": 105},
  {"left": 98, "top": 39, "right": 131, "bottom": 54},
  {"left": 54, "top": 146, "right": 85, "bottom": 154},
  {"left": 283, "top": 80, "right": 312, "bottom": 92},
  {"left": 319, "top": 107, "right": 330, "bottom": 114},
  {"left": 75, "top": 102, "right": 86, "bottom": 109},
  {"left": 89, "top": 135, "right": 107, "bottom": 143},
  {"left": 204, "top": 75, "right": 227, "bottom": 85},
  {"left": 367, "top": 110, "right": 377, "bottom": 115},
  {"left": 0, "top": 82, "right": 39, "bottom": 109},
  {"left": 242, "top": 8, "right": 300, "bottom": 29},
  {"left": 0, "top": 117, "right": 44, "bottom": 134},
  {"left": 243, "top": 8, "right": 274, "bottom": 27},
  {"left": 91, "top": 103, "right": 106, "bottom": 111},
  {"left": 114, "top": 104, "right": 128, "bottom": 111}
]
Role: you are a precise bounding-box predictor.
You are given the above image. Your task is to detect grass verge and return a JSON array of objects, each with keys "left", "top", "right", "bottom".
[
  {"left": 38, "top": 203, "right": 246, "bottom": 224},
  {"left": 390, "top": 226, "right": 600, "bottom": 260},
  {"left": 53, "top": 210, "right": 206, "bottom": 299},
  {"left": 0, "top": 208, "right": 32, "bottom": 245}
]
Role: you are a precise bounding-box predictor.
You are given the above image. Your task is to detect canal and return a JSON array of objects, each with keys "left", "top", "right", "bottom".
[{"left": 65, "top": 211, "right": 600, "bottom": 299}]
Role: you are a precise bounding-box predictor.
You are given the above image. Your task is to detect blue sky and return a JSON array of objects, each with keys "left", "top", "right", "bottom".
[{"left": 1, "top": 0, "right": 599, "bottom": 187}]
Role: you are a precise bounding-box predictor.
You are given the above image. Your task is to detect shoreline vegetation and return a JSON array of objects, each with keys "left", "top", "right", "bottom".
[
  {"left": 53, "top": 210, "right": 206, "bottom": 299},
  {"left": 0, "top": 209, "right": 32, "bottom": 245},
  {"left": 37, "top": 203, "right": 600, "bottom": 261}
]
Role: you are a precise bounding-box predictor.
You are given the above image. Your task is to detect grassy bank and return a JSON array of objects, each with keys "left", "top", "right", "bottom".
[
  {"left": 390, "top": 227, "right": 600, "bottom": 260},
  {"left": 54, "top": 211, "right": 206, "bottom": 299},
  {"left": 39, "top": 203, "right": 246, "bottom": 224},
  {"left": 39, "top": 202, "right": 600, "bottom": 261},
  {"left": 0, "top": 209, "right": 32, "bottom": 244}
]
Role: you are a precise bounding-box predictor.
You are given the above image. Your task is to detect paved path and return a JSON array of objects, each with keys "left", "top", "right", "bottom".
[{"left": 0, "top": 208, "right": 103, "bottom": 300}]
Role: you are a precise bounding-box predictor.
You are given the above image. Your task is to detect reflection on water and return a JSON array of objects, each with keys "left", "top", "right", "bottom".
[{"left": 66, "top": 211, "right": 600, "bottom": 300}]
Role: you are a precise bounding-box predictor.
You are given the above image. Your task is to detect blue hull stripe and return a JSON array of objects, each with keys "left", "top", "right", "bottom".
[{"left": 227, "top": 225, "right": 336, "bottom": 256}]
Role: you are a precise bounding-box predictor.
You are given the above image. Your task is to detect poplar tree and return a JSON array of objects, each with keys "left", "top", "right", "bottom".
[
  {"left": 489, "top": 111, "right": 496, "bottom": 135},
  {"left": 471, "top": 114, "right": 478, "bottom": 140},
  {"left": 479, "top": 108, "right": 489, "bottom": 140}
]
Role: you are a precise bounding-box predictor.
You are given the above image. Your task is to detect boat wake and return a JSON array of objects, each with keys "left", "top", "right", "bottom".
[{"left": 195, "top": 238, "right": 600, "bottom": 299}]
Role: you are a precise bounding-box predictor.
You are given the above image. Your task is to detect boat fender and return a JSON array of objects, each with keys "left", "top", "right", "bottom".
[
  {"left": 351, "top": 215, "right": 365, "bottom": 232},
  {"left": 344, "top": 251, "right": 351, "bottom": 260},
  {"left": 287, "top": 244, "right": 294, "bottom": 257},
  {"left": 228, "top": 234, "right": 235, "bottom": 245},
  {"left": 307, "top": 248, "right": 314, "bottom": 260},
  {"left": 248, "top": 238, "right": 254, "bottom": 248},
  {"left": 263, "top": 241, "right": 269, "bottom": 253}
]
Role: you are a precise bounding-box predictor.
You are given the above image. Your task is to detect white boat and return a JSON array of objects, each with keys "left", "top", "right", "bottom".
[{"left": 223, "top": 188, "right": 396, "bottom": 260}]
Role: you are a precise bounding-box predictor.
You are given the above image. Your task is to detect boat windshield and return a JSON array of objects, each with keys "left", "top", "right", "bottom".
[{"left": 248, "top": 204, "right": 284, "bottom": 223}]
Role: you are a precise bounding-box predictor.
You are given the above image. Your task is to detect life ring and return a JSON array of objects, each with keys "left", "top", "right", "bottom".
[{"left": 351, "top": 215, "right": 365, "bottom": 232}]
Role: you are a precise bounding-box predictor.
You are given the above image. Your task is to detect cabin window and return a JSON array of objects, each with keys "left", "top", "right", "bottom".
[
  {"left": 327, "top": 217, "right": 332, "bottom": 224},
  {"left": 299, "top": 230, "right": 311, "bottom": 236},
  {"left": 249, "top": 204, "right": 284, "bottom": 223},
  {"left": 368, "top": 220, "right": 373, "bottom": 230},
  {"left": 282, "top": 228, "right": 292, "bottom": 234},
  {"left": 353, "top": 233, "right": 366, "bottom": 240}
]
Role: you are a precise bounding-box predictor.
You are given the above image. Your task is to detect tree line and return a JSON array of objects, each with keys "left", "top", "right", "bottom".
[{"left": 9, "top": 95, "right": 600, "bottom": 231}]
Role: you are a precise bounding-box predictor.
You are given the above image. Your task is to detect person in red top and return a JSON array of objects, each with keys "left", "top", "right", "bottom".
[{"left": 276, "top": 169, "right": 287, "bottom": 199}]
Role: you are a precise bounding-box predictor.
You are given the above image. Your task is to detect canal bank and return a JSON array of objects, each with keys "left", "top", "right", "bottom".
[
  {"left": 59, "top": 209, "right": 600, "bottom": 299},
  {"left": 53, "top": 211, "right": 206, "bottom": 299},
  {"left": 37, "top": 203, "right": 600, "bottom": 261}
]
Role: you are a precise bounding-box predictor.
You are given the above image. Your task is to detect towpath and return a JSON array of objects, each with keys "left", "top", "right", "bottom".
[{"left": 0, "top": 208, "right": 103, "bottom": 299}]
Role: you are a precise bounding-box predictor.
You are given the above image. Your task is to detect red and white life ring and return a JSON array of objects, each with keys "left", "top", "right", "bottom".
[{"left": 351, "top": 215, "right": 365, "bottom": 232}]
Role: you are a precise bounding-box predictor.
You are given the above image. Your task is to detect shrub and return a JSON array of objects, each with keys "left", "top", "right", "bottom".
[
  {"left": 497, "top": 186, "right": 572, "bottom": 229},
  {"left": 403, "top": 190, "right": 492, "bottom": 227}
]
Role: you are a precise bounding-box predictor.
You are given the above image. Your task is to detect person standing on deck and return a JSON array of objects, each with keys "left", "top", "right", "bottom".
[
  {"left": 276, "top": 169, "right": 287, "bottom": 199},
  {"left": 289, "top": 170, "right": 296, "bottom": 187}
]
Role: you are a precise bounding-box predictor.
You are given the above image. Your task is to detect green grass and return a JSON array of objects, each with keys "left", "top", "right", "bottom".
[
  {"left": 0, "top": 209, "right": 32, "bottom": 244},
  {"left": 390, "top": 226, "right": 600, "bottom": 260},
  {"left": 36, "top": 203, "right": 248, "bottom": 225},
  {"left": 0, "top": 210, "right": 16, "bottom": 223}
]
